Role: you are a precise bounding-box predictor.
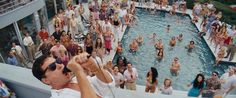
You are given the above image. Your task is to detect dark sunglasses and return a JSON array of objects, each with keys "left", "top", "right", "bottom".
[
  {"left": 43, "top": 59, "right": 62, "bottom": 75},
  {"left": 212, "top": 73, "right": 218, "bottom": 76}
]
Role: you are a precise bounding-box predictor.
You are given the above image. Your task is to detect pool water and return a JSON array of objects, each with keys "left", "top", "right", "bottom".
[{"left": 113, "top": 9, "right": 234, "bottom": 91}]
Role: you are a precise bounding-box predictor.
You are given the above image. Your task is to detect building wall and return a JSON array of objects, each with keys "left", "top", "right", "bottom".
[
  {"left": 0, "top": 0, "right": 47, "bottom": 63},
  {"left": 0, "top": 0, "right": 45, "bottom": 29}
]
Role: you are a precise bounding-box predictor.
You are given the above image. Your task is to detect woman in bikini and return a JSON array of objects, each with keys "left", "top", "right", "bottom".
[
  {"left": 104, "top": 27, "right": 114, "bottom": 55},
  {"left": 145, "top": 67, "right": 158, "bottom": 93}
]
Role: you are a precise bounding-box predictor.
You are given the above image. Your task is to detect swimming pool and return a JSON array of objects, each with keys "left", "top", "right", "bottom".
[{"left": 113, "top": 8, "right": 234, "bottom": 91}]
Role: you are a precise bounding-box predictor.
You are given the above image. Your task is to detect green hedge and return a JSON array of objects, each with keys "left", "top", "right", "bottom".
[
  {"left": 212, "top": 1, "right": 236, "bottom": 25},
  {"left": 213, "top": 0, "right": 236, "bottom": 5},
  {"left": 186, "top": 0, "right": 210, "bottom": 9},
  {"left": 186, "top": 0, "right": 195, "bottom": 9}
]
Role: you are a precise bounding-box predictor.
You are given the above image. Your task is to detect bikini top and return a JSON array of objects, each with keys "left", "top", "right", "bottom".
[{"left": 114, "top": 19, "right": 119, "bottom": 26}]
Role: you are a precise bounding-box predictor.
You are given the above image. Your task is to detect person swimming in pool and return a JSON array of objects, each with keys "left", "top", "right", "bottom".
[
  {"left": 177, "top": 34, "right": 183, "bottom": 41},
  {"left": 169, "top": 37, "right": 176, "bottom": 47},
  {"left": 129, "top": 39, "right": 139, "bottom": 53},
  {"left": 136, "top": 34, "right": 144, "bottom": 46},
  {"left": 149, "top": 33, "right": 157, "bottom": 43},
  {"left": 170, "top": 57, "right": 181, "bottom": 76},
  {"left": 186, "top": 40, "right": 195, "bottom": 52},
  {"left": 166, "top": 25, "right": 171, "bottom": 33},
  {"left": 155, "top": 39, "right": 164, "bottom": 50},
  {"left": 156, "top": 48, "right": 164, "bottom": 61}
]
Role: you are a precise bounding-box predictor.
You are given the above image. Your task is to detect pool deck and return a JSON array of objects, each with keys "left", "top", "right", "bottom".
[
  {"left": 46, "top": 2, "right": 236, "bottom": 66},
  {"left": 102, "top": 2, "right": 236, "bottom": 65}
]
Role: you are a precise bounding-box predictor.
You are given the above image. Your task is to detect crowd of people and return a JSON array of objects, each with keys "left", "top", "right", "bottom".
[
  {"left": 31, "top": 0, "right": 140, "bottom": 98},
  {"left": 192, "top": 2, "right": 236, "bottom": 65},
  {"left": 3, "top": 0, "right": 236, "bottom": 98}
]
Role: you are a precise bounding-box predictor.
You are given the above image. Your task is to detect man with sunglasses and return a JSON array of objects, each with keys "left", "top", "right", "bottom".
[
  {"left": 32, "top": 52, "right": 115, "bottom": 98},
  {"left": 202, "top": 71, "right": 221, "bottom": 98}
]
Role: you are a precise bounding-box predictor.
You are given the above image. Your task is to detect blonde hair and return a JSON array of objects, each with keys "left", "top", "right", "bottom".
[{"left": 164, "top": 78, "right": 172, "bottom": 87}]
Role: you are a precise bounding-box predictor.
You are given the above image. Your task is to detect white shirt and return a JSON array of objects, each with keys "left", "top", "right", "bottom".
[
  {"left": 51, "top": 88, "right": 81, "bottom": 98},
  {"left": 102, "top": 22, "right": 112, "bottom": 32},
  {"left": 112, "top": 72, "right": 124, "bottom": 87},
  {"left": 65, "top": 10, "right": 75, "bottom": 19},
  {"left": 51, "top": 72, "right": 115, "bottom": 98},
  {"left": 160, "top": 85, "right": 173, "bottom": 95},
  {"left": 118, "top": 9, "right": 127, "bottom": 18},
  {"left": 11, "top": 45, "right": 23, "bottom": 55},
  {"left": 123, "top": 68, "right": 138, "bottom": 82},
  {"left": 221, "top": 73, "right": 236, "bottom": 91},
  {"left": 227, "top": 28, "right": 236, "bottom": 37},
  {"left": 220, "top": 73, "right": 230, "bottom": 82},
  {"left": 23, "top": 36, "right": 34, "bottom": 46}
]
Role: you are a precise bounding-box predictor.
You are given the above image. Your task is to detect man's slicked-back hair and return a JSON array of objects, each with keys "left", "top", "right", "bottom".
[{"left": 32, "top": 55, "right": 49, "bottom": 81}]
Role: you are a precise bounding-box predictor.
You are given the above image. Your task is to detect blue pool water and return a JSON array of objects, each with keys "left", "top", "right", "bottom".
[{"left": 113, "top": 9, "right": 234, "bottom": 91}]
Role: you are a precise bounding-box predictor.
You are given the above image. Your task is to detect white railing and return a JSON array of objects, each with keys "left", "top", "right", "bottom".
[
  {"left": 0, "top": 0, "right": 33, "bottom": 14},
  {"left": 0, "top": 63, "right": 236, "bottom": 98}
]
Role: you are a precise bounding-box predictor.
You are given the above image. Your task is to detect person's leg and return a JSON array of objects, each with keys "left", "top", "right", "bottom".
[
  {"left": 224, "top": 47, "right": 231, "bottom": 58},
  {"left": 15, "top": 54, "right": 21, "bottom": 66},
  {"left": 131, "top": 82, "right": 136, "bottom": 90},
  {"left": 145, "top": 86, "right": 150, "bottom": 92},
  {"left": 71, "top": 27, "right": 76, "bottom": 39},
  {"left": 32, "top": 45, "right": 36, "bottom": 60},
  {"left": 27, "top": 46, "right": 33, "bottom": 62},
  {"left": 75, "top": 26, "right": 79, "bottom": 35},
  {"left": 67, "top": 18, "right": 71, "bottom": 32},
  {"left": 150, "top": 85, "right": 156, "bottom": 93},
  {"left": 30, "top": 46, "right": 34, "bottom": 60},
  {"left": 229, "top": 52, "right": 235, "bottom": 61},
  {"left": 114, "top": 26, "right": 119, "bottom": 41},
  {"left": 214, "top": 42, "right": 219, "bottom": 53},
  {"left": 125, "top": 82, "right": 131, "bottom": 90},
  {"left": 17, "top": 54, "right": 27, "bottom": 67}
]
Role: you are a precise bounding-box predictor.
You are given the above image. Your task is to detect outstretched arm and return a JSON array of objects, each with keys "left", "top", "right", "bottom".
[
  {"left": 77, "top": 52, "right": 113, "bottom": 83},
  {"left": 67, "top": 56, "right": 98, "bottom": 98}
]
